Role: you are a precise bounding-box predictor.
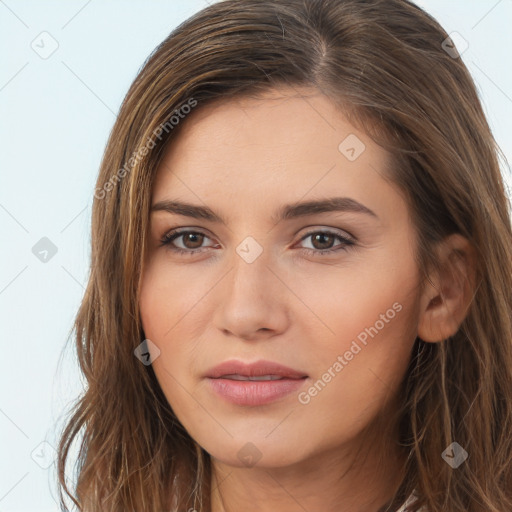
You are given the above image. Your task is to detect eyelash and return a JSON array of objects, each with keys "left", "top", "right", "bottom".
[{"left": 159, "top": 228, "right": 356, "bottom": 257}]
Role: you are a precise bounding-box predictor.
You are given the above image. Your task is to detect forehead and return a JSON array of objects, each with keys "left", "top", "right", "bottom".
[{"left": 152, "top": 86, "right": 398, "bottom": 224}]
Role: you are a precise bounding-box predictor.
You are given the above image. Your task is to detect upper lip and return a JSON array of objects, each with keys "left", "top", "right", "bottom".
[{"left": 205, "top": 360, "right": 308, "bottom": 379}]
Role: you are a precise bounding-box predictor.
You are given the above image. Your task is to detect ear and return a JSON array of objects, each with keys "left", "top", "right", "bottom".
[{"left": 417, "top": 233, "right": 477, "bottom": 343}]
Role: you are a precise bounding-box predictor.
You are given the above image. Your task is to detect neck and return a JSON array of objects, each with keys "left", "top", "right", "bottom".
[{"left": 210, "top": 412, "right": 407, "bottom": 512}]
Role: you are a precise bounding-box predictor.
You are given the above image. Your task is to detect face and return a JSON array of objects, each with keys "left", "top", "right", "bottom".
[{"left": 139, "top": 86, "right": 422, "bottom": 469}]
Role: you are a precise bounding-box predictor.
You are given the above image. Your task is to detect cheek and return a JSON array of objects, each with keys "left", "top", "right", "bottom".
[
  {"left": 296, "top": 249, "right": 420, "bottom": 396},
  {"left": 139, "top": 259, "right": 168, "bottom": 338},
  {"left": 138, "top": 261, "right": 207, "bottom": 406},
  {"left": 293, "top": 257, "right": 418, "bottom": 348},
  {"left": 293, "top": 288, "right": 418, "bottom": 448},
  {"left": 307, "top": 290, "right": 416, "bottom": 391},
  {"left": 139, "top": 257, "right": 210, "bottom": 341}
]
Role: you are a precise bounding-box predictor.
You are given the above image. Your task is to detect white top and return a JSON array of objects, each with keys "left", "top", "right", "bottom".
[{"left": 395, "top": 490, "right": 428, "bottom": 512}]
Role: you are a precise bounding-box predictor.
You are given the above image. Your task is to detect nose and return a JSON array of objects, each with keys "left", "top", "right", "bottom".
[{"left": 213, "top": 247, "right": 290, "bottom": 341}]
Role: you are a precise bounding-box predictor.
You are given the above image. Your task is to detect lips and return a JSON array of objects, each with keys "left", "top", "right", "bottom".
[
  {"left": 205, "top": 360, "right": 308, "bottom": 380},
  {"left": 220, "top": 374, "right": 285, "bottom": 381},
  {"left": 205, "top": 360, "right": 308, "bottom": 406}
]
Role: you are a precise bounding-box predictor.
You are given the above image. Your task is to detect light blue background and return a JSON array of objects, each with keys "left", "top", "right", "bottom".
[{"left": 1, "top": 1, "right": 511, "bottom": 510}]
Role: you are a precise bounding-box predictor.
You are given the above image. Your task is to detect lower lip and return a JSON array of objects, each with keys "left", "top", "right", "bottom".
[{"left": 207, "top": 377, "right": 307, "bottom": 406}]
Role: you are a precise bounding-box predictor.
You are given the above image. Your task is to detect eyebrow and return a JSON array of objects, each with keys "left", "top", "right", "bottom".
[{"left": 151, "top": 196, "right": 378, "bottom": 224}]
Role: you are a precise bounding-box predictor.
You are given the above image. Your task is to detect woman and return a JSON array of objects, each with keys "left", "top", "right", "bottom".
[{"left": 57, "top": 0, "right": 512, "bottom": 511}]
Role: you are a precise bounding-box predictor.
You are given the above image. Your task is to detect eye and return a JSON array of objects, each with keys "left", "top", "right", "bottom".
[
  {"left": 297, "top": 229, "right": 355, "bottom": 256},
  {"left": 160, "top": 229, "right": 216, "bottom": 255}
]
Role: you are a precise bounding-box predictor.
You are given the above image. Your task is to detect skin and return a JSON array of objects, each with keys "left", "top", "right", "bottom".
[{"left": 138, "top": 85, "right": 475, "bottom": 512}]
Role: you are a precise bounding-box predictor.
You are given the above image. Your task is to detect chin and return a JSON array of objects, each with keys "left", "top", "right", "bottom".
[{"left": 202, "top": 434, "right": 309, "bottom": 469}]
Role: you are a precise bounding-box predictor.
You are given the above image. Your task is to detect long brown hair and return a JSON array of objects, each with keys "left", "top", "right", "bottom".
[{"left": 56, "top": 0, "right": 512, "bottom": 510}]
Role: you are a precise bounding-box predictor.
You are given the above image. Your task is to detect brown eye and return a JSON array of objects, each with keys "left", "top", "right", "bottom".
[
  {"left": 310, "top": 232, "right": 336, "bottom": 250},
  {"left": 298, "top": 230, "right": 355, "bottom": 255},
  {"left": 180, "top": 232, "right": 204, "bottom": 249},
  {"left": 160, "top": 230, "right": 215, "bottom": 254}
]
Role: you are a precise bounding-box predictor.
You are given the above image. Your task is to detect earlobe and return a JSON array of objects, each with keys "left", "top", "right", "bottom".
[{"left": 417, "top": 234, "right": 477, "bottom": 343}]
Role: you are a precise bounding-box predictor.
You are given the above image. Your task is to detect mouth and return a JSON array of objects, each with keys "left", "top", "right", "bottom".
[
  {"left": 219, "top": 374, "right": 293, "bottom": 381},
  {"left": 205, "top": 360, "right": 308, "bottom": 406},
  {"left": 205, "top": 359, "right": 308, "bottom": 380}
]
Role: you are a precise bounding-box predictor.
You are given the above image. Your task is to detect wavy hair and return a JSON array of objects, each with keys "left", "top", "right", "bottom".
[{"left": 56, "top": 0, "right": 512, "bottom": 510}]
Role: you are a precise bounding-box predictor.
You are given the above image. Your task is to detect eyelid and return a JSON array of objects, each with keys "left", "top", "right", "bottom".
[{"left": 298, "top": 226, "right": 355, "bottom": 243}]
